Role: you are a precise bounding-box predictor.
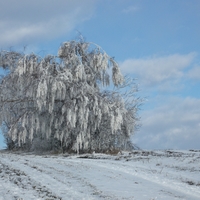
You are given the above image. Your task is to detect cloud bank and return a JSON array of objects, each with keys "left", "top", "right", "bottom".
[
  {"left": 122, "top": 53, "right": 200, "bottom": 149},
  {"left": 134, "top": 97, "right": 200, "bottom": 150},
  {"left": 0, "top": 0, "right": 96, "bottom": 47},
  {"left": 120, "top": 53, "right": 197, "bottom": 89}
]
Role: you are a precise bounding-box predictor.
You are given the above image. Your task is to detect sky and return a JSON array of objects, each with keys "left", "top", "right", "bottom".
[{"left": 0, "top": 0, "right": 199, "bottom": 150}]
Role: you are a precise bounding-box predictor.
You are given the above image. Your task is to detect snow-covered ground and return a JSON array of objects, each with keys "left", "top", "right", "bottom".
[{"left": 0, "top": 150, "right": 199, "bottom": 200}]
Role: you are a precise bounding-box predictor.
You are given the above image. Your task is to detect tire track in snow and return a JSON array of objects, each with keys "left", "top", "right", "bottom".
[
  {"left": 0, "top": 160, "right": 62, "bottom": 199},
  {"left": 0, "top": 152, "right": 199, "bottom": 200},
  {"left": 74, "top": 158, "right": 200, "bottom": 200},
  {"left": 17, "top": 156, "right": 121, "bottom": 200},
  {"left": 0, "top": 153, "right": 116, "bottom": 200}
]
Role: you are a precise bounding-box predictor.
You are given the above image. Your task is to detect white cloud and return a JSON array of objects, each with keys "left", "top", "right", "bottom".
[
  {"left": 120, "top": 53, "right": 196, "bottom": 88},
  {"left": 187, "top": 65, "right": 200, "bottom": 81},
  {"left": 0, "top": 0, "right": 96, "bottom": 47},
  {"left": 122, "top": 6, "right": 139, "bottom": 13},
  {"left": 134, "top": 97, "right": 200, "bottom": 150}
]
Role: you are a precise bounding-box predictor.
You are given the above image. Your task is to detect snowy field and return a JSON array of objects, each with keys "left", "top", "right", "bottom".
[{"left": 0, "top": 150, "right": 199, "bottom": 200}]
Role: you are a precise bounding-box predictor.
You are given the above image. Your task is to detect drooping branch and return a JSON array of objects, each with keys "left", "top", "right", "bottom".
[{"left": 0, "top": 39, "right": 140, "bottom": 152}]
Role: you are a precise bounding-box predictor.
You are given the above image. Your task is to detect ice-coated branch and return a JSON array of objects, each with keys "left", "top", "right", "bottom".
[{"left": 0, "top": 39, "right": 140, "bottom": 153}]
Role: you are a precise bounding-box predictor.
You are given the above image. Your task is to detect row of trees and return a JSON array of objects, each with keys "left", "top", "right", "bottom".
[{"left": 0, "top": 39, "right": 141, "bottom": 153}]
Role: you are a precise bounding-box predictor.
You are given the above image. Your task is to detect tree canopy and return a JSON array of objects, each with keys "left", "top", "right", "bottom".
[{"left": 0, "top": 40, "right": 140, "bottom": 153}]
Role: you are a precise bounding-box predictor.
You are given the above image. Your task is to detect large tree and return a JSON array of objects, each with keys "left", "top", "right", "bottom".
[{"left": 0, "top": 40, "right": 140, "bottom": 153}]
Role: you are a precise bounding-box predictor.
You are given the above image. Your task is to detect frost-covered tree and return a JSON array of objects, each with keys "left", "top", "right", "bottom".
[{"left": 0, "top": 40, "right": 140, "bottom": 153}]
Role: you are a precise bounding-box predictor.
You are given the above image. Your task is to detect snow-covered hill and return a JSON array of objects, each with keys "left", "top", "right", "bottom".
[{"left": 0, "top": 150, "right": 199, "bottom": 200}]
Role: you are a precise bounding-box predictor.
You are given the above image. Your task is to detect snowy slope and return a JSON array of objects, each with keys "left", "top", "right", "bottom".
[{"left": 0, "top": 150, "right": 199, "bottom": 200}]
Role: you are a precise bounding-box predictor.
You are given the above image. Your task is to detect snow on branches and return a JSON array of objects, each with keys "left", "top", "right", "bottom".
[{"left": 0, "top": 40, "right": 140, "bottom": 153}]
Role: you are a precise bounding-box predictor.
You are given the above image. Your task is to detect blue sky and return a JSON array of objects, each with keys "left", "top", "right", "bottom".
[{"left": 0, "top": 0, "right": 200, "bottom": 150}]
